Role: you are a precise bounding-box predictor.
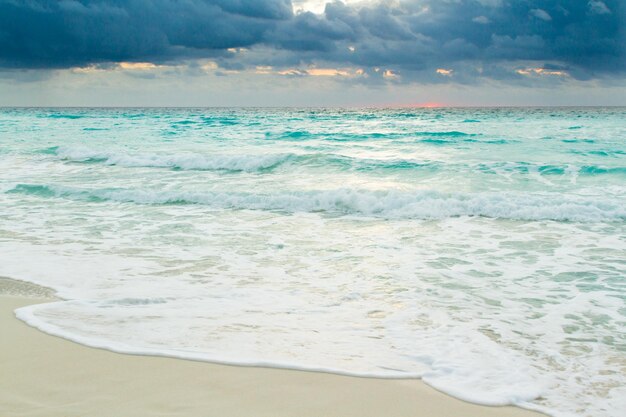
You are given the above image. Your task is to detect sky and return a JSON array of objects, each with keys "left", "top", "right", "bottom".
[{"left": 0, "top": 0, "right": 625, "bottom": 107}]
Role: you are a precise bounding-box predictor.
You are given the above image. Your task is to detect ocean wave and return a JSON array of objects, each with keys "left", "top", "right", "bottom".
[
  {"left": 267, "top": 130, "right": 398, "bottom": 141},
  {"left": 46, "top": 146, "right": 626, "bottom": 178},
  {"left": 51, "top": 146, "right": 293, "bottom": 172},
  {"left": 270, "top": 130, "right": 478, "bottom": 142},
  {"left": 571, "top": 149, "right": 626, "bottom": 157},
  {"left": 476, "top": 162, "right": 626, "bottom": 176},
  {"left": 200, "top": 116, "right": 238, "bottom": 125},
  {"left": 49, "top": 146, "right": 442, "bottom": 172},
  {"left": 416, "top": 130, "right": 476, "bottom": 137},
  {"left": 7, "top": 184, "right": 625, "bottom": 222},
  {"left": 40, "top": 113, "right": 86, "bottom": 119}
]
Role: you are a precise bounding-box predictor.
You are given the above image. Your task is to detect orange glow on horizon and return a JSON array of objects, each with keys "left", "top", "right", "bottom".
[
  {"left": 405, "top": 101, "right": 446, "bottom": 108},
  {"left": 371, "top": 101, "right": 449, "bottom": 109}
]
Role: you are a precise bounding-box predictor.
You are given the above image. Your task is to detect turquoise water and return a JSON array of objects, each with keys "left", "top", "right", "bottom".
[{"left": 1, "top": 107, "right": 625, "bottom": 416}]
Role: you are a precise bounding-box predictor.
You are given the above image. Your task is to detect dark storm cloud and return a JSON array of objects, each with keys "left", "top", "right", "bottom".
[
  {"left": 0, "top": 0, "right": 293, "bottom": 68},
  {"left": 0, "top": 0, "right": 624, "bottom": 82},
  {"left": 305, "top": 0, "right": 625, "bottom": 80}
]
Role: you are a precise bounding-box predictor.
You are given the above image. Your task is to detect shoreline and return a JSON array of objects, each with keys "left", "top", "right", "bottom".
[{"left": 1, "top": 278, "right": 545, "bottom": 417}]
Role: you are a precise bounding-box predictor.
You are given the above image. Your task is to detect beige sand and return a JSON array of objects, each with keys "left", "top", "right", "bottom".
[{"left": 0, "top": 281, "right": 544, "bottom": 417}]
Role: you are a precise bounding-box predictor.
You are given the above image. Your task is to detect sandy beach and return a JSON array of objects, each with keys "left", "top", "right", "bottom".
[{"left": 0, "top": 279, "right": 545, "bottom": 417}]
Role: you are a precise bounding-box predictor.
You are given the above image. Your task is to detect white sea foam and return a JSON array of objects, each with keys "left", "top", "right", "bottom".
[
  {"left": 7, "top": 183, "right": 626, "bottom": 222},
  {"left": 2, "top": 217, "right": 623, "bottom": 417}
]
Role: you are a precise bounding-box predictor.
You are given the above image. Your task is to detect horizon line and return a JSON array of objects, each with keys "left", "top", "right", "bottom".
[{"left": 2, "top": 105, "right": 625, "bottom": 109}]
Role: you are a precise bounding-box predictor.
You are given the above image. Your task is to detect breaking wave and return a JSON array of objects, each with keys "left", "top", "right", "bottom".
[
  {"left": 8, "top": 183, "right": 625, "bottom": 222},
  {"left": 45, "top": 146, "right": 626, "bottom": 178},
  {"left": 51, "top": 146, "right": 293, "bottom": 172}
]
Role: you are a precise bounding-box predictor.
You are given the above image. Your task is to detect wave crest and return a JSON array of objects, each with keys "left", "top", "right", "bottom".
[
  {"left": 7, "top": 183, "right": 625, "bottom": 222},
  {"left": 52, "top": 146, "right": 292, "bottom": 172},
  {"left": 46, "top": 146, "right": 626, "bottom": 178}
]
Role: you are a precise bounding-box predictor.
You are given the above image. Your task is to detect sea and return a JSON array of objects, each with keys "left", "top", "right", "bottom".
[{"left": 0, "top": 107, "right": 624, "bottom": 417}]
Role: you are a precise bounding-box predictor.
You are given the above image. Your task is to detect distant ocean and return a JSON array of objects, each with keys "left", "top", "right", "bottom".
[{"left": 1, "top": 107, "right": 624, "bottom": 417}]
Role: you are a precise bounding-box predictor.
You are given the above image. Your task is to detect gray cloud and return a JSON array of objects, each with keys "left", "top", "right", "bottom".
[
  {"left": 0, "top": 0, "right": 292, "bottom": 68},
  {"left": 0, "top": 0, "right": 624, "bottom": 83}
]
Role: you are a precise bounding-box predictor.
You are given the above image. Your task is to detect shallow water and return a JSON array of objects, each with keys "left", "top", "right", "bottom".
[{"left": 1, "top": 107, "right": 625, "bottom": 416}]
